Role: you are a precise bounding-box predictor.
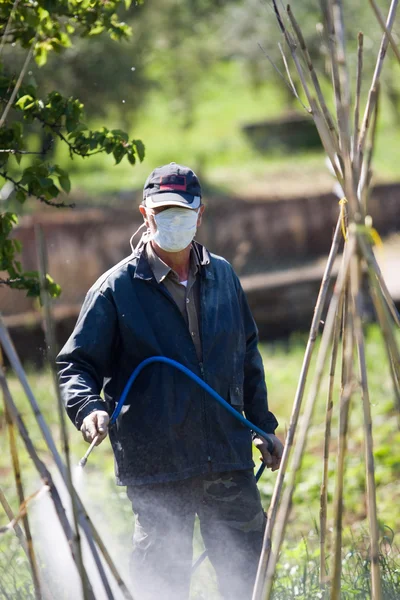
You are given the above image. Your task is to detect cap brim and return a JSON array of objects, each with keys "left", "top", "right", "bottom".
[{"left": 144, "top": 192, "right": 201, "bottom": 210}]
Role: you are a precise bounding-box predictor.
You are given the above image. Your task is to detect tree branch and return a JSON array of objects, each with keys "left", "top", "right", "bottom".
[
  {"left": 0, "top": 171, "right": 75, "bottom": 208},
  {"left": 0, "top": 0, "right": 20, "bottom": 57},
  {"left": 0, "top": 32, "right": 38, "bottom": 128}
]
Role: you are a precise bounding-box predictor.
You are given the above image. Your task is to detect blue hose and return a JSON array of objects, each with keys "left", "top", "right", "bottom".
[
  {"left": 110, "top": 356, "right": 274, "bottom": 574},
  {"left": 110, "top": 356, "right": 275, "bottom": 453}
]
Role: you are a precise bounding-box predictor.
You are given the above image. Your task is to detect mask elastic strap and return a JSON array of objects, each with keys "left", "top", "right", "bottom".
[{"left": 129, "top": 223, "right": 147, "bottom": 253}]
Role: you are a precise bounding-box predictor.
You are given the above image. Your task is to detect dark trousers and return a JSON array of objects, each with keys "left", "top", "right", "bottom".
[{"left": 126, "top": 469, "right": 266, "bottom": 600}]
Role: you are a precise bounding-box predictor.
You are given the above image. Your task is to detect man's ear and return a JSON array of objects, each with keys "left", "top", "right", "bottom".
[
  {"left": 139, "top": 205, "right": 149, "bottom": 227},
  {"left": 197, "top": 204, "right": 205, "bottom": 227}
]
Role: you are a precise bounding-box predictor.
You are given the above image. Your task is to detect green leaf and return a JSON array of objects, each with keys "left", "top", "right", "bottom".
[
  {"left": 13, "top": 239, "right": 22, "bottom": 252},
  {"left": 111, "top": 129, "right": 129, "bottom": 142},
  {"left": 113, "top": 144, "right": 126, "bottom": 164},
  {"left": 15, "top": 95, "right": 34, "bottom": 109},
  {"left": 46, "top": 274, "right": 61, "bottom": 298},
  {"left": 35, "top": 46, "right": 48, "bottom": 67},
  {"left": 16, "top": 190, "right": 27, "bottom": 204},
  {"left": 58, "top": 174, "right": 71, "bottom": 193},
  {"left": 134, "top": 139, "right": 145, "bottom": 162}
]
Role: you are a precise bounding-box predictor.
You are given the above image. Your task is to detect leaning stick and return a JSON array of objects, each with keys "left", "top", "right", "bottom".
[
  {"left": 277, "top": 42, "right": 306, "bottom": 111},
  {"left": 353, "top": 33, "right": 364, "bottom": 182},
  {"left": 0, "top": 487, "right": 56, "bottom": 600},
  {"left": 352, "top": 259, "right": 383, "bottom": 599},
  {"left": 3, "top": 398, "right": 42, "bottom": 599},
  {"left": 319, "top": 279, "right": 344, "bottom": 586},
  {"left": 371, "top": 283, "right": 400, "bottom": 414},
  {"left": 330, "top": 283, "right": 354, "bottom": 599},
  {"left": 0, "top": 320, "right": 114, "bottom": 600},
  {"left": 368, "top": 0, "right": 400, "bottom": 64},
  {"left": 319, "top": 1, "right": 342, "bottom": 134},
  {"left": 254, "top": 235, "right": 356, "bottom": 600},
  {"left": 367, "top": 267, "right": 400, "bottom": 394},
  {"left": 0, "top": 366, "right": 97, "bottom": 600},
  {"left": 252, "top": 212, "right": 343, "bottom": 599},
  {"left": 0, "top": 0, "right": 21, "bottom": 57},
  {"left": 0, "top": 486, "right": 28, "bottom": 554},
  {"left": 357, "top": 234, "right": 400, "bottom": 328},
  {"left": 272, "top": 1, "right": 343, "bottom": 186},
  {"left": 0, "top": 33, "right": 38, "bottom": 128},
  {"left": 360, "top": 86, "right": 380, "bottom": 214},
  {"left": 35, "top": 225, "right": 90, "bottom": 600},
  {"left": 0, "top": 485, "right": 48, "bottom": 535},
  {"left": 0, "top": 316, "right": 134, "bottom": 600},
  {"left": 258, "top": 43, "right": 309, "bottom": 112},
  {"left": 332, "top": 0, "right": 352, "bottom": 160},
  {"left": 358, "top": 0, "right": 399, "bottom": 165},
  {"left": 286, "top": 5, "right": 339, "bottom": 150}
]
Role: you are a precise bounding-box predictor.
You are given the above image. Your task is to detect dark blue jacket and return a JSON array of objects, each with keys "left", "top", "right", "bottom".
[{"left": 57, "top": 241, "right": 278, "bottom": 485}]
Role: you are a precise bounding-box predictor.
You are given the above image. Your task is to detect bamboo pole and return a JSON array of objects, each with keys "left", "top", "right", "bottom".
[
  {"left": 357, "top": 234, "right": 400, "bottom": 328},
  {"left": 257, "top": 43, "right": 310, "bottom": 112},
  {"left": 252, "top": 212, "right": 343, "bottom": 599},
  {"left": 0, "top": 365, "right": 97, "bottom": 600},
  {"left": 360, "top": 86, "right": 380, "bottom": 215},
  {"left": 367, "top": 266, "right": 400, "bottom": 404},
  {"left": 0, "top": 488, "right": 55, "bottom": 600},
  {"left": 330, "top": 282, "right": 354, "bottom": 599},
  {"left": 0, "top": 486, "right": 28, "bottom": 554},
  {"left": 319, "top": 282, "right": 344, "bottom": 586},
  {"left": 352, "top": 251, "right": 382, "bottom": 599},
  {"left": 286, "top": 5, "right": 339, "bottom": 149},
  {"left": 35, "top": 225, "right": 90, "bottom": 600},
  {"left": 2, "top": 386, "right": 42, "bottom": 599},
  {"left": 352, "top": 32, "right": 364, "bottom": 182},
  {"left": 331, "top": 0, "right": 352, "bottom": 164},
  {"left": 271, "top": 1, "right": 344, "bottom": 186},
  {"left": 358, "top": 0, "right": 399, "bottom": 166},
  {"left": 0, "top": 316, "right": 134, "bottom": 600},
  {"left": 368, "top": 0, "right": 400, "bottom": 64},
  {"left": 253, "top": 235, "right": 356, "bottom": 600},
  {"left": 0, "top": 485, "right": 48, "bottom": 535}
]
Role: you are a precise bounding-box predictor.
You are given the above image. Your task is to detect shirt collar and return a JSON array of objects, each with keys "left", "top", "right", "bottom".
[{"left": 145, "top": 242, "right": 199, "bottom": 284}]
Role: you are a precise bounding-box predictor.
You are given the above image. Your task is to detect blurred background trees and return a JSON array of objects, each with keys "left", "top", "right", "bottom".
[{"left": 13, "top": 0, "right": 397, "bottom": 197}]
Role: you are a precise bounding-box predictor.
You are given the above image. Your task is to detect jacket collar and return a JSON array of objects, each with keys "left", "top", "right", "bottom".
[{"left": 133, "top": 240, "right": 214, "bottom": 281}]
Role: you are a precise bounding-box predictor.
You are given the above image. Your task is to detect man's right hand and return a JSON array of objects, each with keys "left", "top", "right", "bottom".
[{"left": 81, "top": 410, "right": 110, "bottom": 445}]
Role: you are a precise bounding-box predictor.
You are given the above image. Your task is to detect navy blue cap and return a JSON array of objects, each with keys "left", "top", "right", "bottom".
[{"left": 143, "top": 162, "right": 202, "bottom": 209}]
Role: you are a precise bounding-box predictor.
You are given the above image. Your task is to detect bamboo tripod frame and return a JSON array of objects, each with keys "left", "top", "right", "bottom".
[{"left": 252, "top": 2, "right": 400, "bottom": 599}]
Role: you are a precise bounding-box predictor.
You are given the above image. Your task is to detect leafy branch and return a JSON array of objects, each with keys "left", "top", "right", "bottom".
[{"left": 0, "top": 0, "right": 145, "bottom": 298}]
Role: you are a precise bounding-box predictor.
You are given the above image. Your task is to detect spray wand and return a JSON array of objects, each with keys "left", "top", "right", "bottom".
[{"left": 78, "top": 435, "right": 99, "bottom": 468}]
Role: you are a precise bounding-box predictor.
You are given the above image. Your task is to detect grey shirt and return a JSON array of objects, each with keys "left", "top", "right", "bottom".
[{"left": 145, "top": 242, "right": 202, "bottom": 361}]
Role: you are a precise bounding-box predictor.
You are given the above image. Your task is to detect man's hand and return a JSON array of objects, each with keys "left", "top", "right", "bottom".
[
  {"left": 253, "top": 434, "right": 284, "bottom": 472},
  {"left": 81, "top": 410, "right": 110, "bottom": 446}
]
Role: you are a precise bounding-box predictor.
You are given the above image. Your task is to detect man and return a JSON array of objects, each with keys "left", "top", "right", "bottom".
[{"left": 57, "top": 162, "right": 283, "bottom": 600}]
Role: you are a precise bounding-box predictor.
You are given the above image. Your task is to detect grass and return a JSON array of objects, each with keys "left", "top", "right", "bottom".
[
  {"left": 48, "top": 59, "right": 400, "bottom": 202},
  {"left": 0, "top": 325, "right": 399, "bottom": 598}
]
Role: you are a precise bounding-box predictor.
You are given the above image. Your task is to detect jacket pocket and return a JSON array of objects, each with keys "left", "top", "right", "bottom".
[{"left": 229, "top": 383, "right": 244, "bottom": 411}]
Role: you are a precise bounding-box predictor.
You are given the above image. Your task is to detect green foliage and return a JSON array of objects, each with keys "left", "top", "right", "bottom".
[
  {"left": 0, "top": 0, "right": 144, "bottom": 298},
  {"left": 0, "top": 326, "right": 399, "bottom": 598}
]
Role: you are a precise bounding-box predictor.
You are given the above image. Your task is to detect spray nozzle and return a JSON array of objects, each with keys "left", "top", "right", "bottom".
[{"left": 77, "top": 435, "right": 99, "bottom": 469}]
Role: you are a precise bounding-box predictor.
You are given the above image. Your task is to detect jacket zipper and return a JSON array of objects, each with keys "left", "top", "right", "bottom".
[
  {"left": 198, "top": 281, "right": 212, "bottom": 470},
  {"left": 151, "top": 278, "right": 212, "bottom": 469},
  {"left": 199, "top": 360, "right": 212, "bottom": 470}
]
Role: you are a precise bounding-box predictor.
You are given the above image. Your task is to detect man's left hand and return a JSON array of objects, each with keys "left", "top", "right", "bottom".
[{"left": 253, "top": 434, "right": 284, "bottom": 472}]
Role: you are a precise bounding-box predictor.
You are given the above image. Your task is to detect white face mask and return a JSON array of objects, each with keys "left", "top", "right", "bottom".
[{"left": 151, "top": 207, "right": 199, "bottom": 252}]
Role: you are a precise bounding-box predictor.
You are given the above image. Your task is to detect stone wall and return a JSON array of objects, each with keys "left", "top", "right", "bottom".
[{"left": 1, "top": 182, "right": 399, "bottom": 355}]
